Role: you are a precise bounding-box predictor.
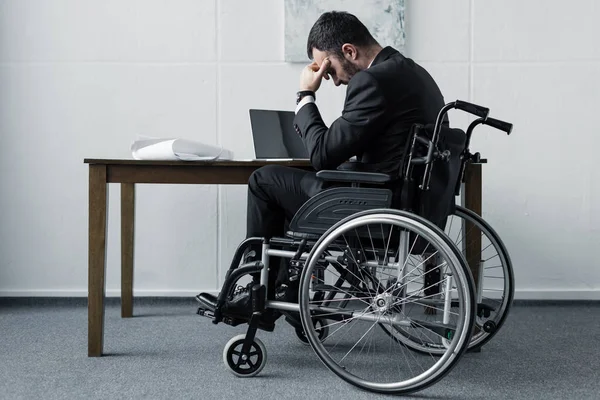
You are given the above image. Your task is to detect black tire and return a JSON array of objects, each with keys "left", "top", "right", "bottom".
[
  {"left": 298, "top": 209, "right": 476, "bottom": 395},
  {"left": 450, "top": 206, "right": 514, "bottom": 350},
  {"left": 223, "top": 334, "right": 267, "bottom": 377}
]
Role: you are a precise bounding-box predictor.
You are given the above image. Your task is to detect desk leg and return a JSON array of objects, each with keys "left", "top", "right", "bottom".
[
  {"left": 121, "top": 183, "right": 135, "bottom": 318},
  {"left": 464, "top": 164, "right": 482, "bottom": 294},
  {"left": 89, "top": 165, "right": 108, "bottom": 357}
]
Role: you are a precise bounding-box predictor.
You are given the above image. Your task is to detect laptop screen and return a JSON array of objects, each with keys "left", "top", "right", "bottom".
[{"left": 249, "top": 109, "right": 309, "bottom": 159}]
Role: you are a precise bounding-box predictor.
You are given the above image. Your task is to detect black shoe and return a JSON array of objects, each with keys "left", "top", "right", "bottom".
[
  {"left": 223, "top": 282, "right": 277, "bottom": 331},
  {"left": 195, "top": 248, "right": 257, "bottom": 309},
  {"left": 194, "top": 283, "right": 253, "bottom": 317},
  {"left": 223, "top": 283, "right": 254, "bottom": 318},
  {"left": 195, "top": 292, "right": 217, "bottom": 311}
]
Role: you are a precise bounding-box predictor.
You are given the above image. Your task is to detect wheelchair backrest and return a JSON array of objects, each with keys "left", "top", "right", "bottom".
[{"left": 399, "top": 123, "right": 467, "bottom": 230}]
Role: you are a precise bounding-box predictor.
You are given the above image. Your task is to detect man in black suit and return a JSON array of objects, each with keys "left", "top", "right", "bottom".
[
  {"left": 247, "top": 11, "right": 446, "bottom": 240},
  {"left": 197, "top": 11, "right": 448, "bottom": 324}
]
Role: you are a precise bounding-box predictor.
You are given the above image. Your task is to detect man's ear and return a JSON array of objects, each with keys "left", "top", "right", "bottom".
[{"left": 341, "top": 43, "right": 358, "bottom": 60}]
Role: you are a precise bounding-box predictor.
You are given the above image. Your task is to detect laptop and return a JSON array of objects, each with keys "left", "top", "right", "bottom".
[{"left": 249, "top": 109, "right": 309, "bottom": 160}]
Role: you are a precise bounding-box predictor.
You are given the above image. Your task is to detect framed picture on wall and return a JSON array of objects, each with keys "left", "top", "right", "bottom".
[{"left": 284, "top": 0, "right": 406, "bottom": 63}]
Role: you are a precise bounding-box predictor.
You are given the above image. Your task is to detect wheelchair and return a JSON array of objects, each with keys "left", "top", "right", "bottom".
[{"left": 196, "top": 100, "right": 514, "bottom": 395}]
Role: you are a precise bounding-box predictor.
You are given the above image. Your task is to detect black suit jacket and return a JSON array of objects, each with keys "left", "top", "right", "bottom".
[
  {"left": 294, "top": 46, "right": 446, "bottom": 175},
  {"left": 293, "top": 46, "right": 463, "bottom": 228}
]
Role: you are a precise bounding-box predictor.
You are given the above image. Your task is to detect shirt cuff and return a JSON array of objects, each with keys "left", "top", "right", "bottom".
[{"left": 295, "top": 95, "right": 315, "bottom": 114}]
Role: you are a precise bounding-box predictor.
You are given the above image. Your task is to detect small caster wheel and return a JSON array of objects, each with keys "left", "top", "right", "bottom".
[
  {"left": 483, "top": 320, "right": 497, "bottom": 334},
  {"left": 223, "top": 334, "right": 267, "bottom": 377},
  {"left": 295, "top": 318, "right": 329, "bottom": 345}
]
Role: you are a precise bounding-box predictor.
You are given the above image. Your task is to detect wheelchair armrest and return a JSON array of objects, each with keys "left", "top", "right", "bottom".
[{"left": 316, "top": 170, "right": 393, "bottom": 184}]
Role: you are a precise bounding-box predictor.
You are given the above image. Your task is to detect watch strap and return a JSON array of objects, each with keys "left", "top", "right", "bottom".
[{"left": 296, "top": 90, "right": 315, "bottom": 105}]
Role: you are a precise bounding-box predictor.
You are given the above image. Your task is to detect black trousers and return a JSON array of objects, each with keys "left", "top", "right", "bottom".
[
  {"left": 245, "top": 165, "right": 324, "bottom": 296},
  {"left": 246, "top": 165, "right": 323, "bottom": 239}
]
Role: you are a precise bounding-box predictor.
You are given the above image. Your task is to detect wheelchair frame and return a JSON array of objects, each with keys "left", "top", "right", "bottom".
[{"left": 197, "top": 100, "right": 514, "bottom": 394}]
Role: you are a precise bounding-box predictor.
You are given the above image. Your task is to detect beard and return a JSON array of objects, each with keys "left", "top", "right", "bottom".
[{"left": 340, "top": 58, "right": 362, "bottom": 83}]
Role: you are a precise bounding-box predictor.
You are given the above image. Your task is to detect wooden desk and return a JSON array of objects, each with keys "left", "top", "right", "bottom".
[{"left": 84, "top": 158, "right": 482, "bottom": 357}]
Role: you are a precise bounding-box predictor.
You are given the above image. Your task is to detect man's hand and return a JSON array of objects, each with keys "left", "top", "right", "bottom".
[{"left": 299, "top": 58, "right": 331, "bottom": 92}]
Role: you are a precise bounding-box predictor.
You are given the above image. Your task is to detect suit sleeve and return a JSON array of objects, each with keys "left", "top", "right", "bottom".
[{"left": 293, "top": 71, "right": 387, "bottom": 171}]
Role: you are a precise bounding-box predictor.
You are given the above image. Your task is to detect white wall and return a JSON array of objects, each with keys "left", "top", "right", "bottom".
[{"left": 1, "top": 0, "right": 598, "bottom": 299}]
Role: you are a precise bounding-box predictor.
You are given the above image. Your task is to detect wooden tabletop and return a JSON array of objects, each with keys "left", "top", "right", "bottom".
[{"left": 84, "top": 158, "right": 313, "bottom": 167}]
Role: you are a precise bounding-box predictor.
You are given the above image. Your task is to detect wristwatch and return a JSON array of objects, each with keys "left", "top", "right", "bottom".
[{"left": 296, "top": 90, "right": 315, "bottom": 105}]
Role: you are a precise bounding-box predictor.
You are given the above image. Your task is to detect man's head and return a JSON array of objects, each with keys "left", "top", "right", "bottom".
[{"left": 306, "top": 11, "right": 381, "bottom": 86}]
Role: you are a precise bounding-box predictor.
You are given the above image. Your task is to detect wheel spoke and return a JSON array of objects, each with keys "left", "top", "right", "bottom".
[
  {"left": 297, "top": 214, "right": 480, "bottom": 392},
  {"left": 338, "top": 314, "right": 381, "bottom": 364}
]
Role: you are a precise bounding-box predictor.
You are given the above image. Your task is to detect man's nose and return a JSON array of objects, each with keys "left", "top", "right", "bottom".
[{"left": 334, "top": 78, "right": 341, "bottom": 86}]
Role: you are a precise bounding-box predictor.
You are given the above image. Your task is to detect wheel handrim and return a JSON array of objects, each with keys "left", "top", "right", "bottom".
[{"left": 299, "top": 211, "right": 475, "bottom": 394}]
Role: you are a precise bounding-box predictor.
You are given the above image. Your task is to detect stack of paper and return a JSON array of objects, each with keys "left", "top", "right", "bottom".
[{"left": 131, "top": 137, "right": 233, "bottom": 161}]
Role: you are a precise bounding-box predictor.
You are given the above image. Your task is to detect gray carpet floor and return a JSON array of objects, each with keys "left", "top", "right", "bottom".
[{"left": 1, "top": 299, "right": 598, "bottom": 400}]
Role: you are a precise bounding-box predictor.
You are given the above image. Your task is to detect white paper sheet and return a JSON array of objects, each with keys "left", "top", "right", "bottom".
[{"left": 131, "top": 137, "right": 233, "bottom": 161}]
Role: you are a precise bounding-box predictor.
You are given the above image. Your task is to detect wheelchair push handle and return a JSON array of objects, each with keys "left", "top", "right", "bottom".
[
  {"left": 465, "top": 116, "right": 513, "bottom": 149},
  {"left": 454, "top": 100, "right": 490, "bottom": 119},
  {"left": 484, "top": 117, "right": 513, "bottom": 134}
]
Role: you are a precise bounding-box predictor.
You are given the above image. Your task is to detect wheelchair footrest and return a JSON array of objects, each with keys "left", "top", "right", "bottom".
[
  {"left": 197, "top": 307, "right": 247, "bottom": 327},
  {"left": 220, "top": 313, "right": 275, "bottom": 332},
  {"left": 222, "top": 316, "right": 247, "bottom": 327},
  {"left": 196, "top": 307, "right": 215, "bottom": 319}
]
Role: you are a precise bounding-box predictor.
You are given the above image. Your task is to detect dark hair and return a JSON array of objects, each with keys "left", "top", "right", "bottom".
[{"left": 306, "top": 11, "right": 378, "bottom": 60}]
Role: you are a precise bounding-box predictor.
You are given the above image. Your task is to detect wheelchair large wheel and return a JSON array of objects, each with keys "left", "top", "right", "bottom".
[
  {"left": 298, "top": 209, "right": 476, "bottom": 395},
  {"left": 380, "top": 206, "right": 514, "bottom": 353}
]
